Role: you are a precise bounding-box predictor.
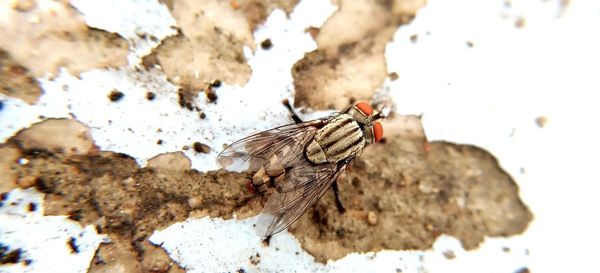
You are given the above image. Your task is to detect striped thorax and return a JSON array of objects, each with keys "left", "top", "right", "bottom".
[
  {"left": 305, "top": 102, "right": 384, "bottom": 164},
  {"left": 306, "top": 114, "right": 365, "bottom": 164}
]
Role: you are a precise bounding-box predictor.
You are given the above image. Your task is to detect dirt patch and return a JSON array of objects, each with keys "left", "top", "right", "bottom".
[
  {"left": 293, "top": 0, "right": 426, "bottom": 110},
  {"left": 1, "top": 119, "right": 255, "bottom": 272},
  {"left": 0, "top": 146, "right": 21, "bottom": 193},
  {"left": 1, "top": 115, "right": 531, "bottom": 266},
  {"left": 230, "top": 0, "right": 299, "bottom": 31},
  {"left": 154, "top": 0, "right": 298, "bottom": 103},
  {"left": 156, "top": 0, "right": 254, "bottom": 92},
  {"left": 0, "top": 50, "right": 42, "bottom": 104},
  {"left": 0, "top": 0, "right": 128, "bottom": 78},
  {"left": 13, "top": 119, "right": 96, "bottom": 156},
  {"left": 290, "top": 138, "right": 532, "bottom": 261}
]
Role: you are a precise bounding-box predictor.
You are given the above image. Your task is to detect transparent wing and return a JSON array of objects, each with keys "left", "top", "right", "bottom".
[
  {"left": 217, "top": 120, "right": 326, "bottom": 173},
  {"left": 255, "top": 158, "right": 350, "bottom": 236}
]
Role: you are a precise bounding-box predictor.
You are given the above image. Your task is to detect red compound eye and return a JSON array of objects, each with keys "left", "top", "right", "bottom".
[
  {"left": 373, "top": 122, "right": 383, "bottom": 142},
  {"left": 355, "top": 102, "right": 373, "bottom": 116}
]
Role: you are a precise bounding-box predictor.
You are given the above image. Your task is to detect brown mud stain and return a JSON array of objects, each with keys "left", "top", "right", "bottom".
[
  {"left": 161, "top": 0, "right": 297, "bottom": 31},
  {"left": 291, "top": 139, "right": 532, "bottom": 261},
  {"left": 156, "top": 0, "right": 254, "bottom": 92},
  {"left": 1, "top": 115, "right": 531, "bottom": 265},
  {"left": 0, "top": 1, "right": 128, "bottom": 78},
  {"left": 0, "top": 50, "right": 42, "bottom": 104},
  {"left": 155, "top": 0, "right": 297, "bottom": 104},
  {"left": 13, "top": 119, "right": 96, "bottom": 156},
  {"left": 230, "top": 0, "right": 298, "bottom": 31},
  {"left": 0, "top": 146, "right": 21, "bottom": 192},
  {"left": 293, "top": 0, "right": 426, "bottom": 110}
]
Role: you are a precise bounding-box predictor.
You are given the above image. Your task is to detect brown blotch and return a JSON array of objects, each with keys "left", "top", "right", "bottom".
[
  {"left": 535, "top": 116, "right": 548, "bottom": 128},
  {"left": 410, "top": 34, "right": 418, "bottom": 43},
  {"left": 177, "top": 85, "right": 196, "bottom": 111},
  {"left": 0, "top": 50, "right": 43, "bottom": 104},
  {"left": 293, "top": 0, "right": 426, "bottom": 110},
  {"left": 515, "top": 16, "right": 526, "bottom": 28},
  {"left": 155, "top": 0, "right": 255, "bottom": 90},
  {"left": 0, "top": 2, "right": 128, "bottom": 79}
]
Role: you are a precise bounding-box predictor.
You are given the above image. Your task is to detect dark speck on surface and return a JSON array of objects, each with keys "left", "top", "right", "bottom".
[
  {"left": 146, "top": 92, "right": 156, "bottom": 100},
  {"left": 205, "top": 89, "right": 218, "bottom": 103},
  {"left": 410, "top": 34, "right": 418, "bottom": 43},
  {"left": 67, "top": 237, "right": 79, "bottom": 254},
  {"left": 249, "top": 252, "right": 261, "bottom": 265},
  {"left": 28, "top": 202, "right": 37, "bottom": 212},
  {"left": 108, "top": 90, "right": 124, "bottom": 102},
  {"left": 0, "top": 245, "right": 22, "bottom": 264},
  {"left": 211, "top": 79, "right": 222, "bottom": 88},
  {"left": 261, "top": 39, "right": 273, "bottom": 50},
  {"left": 262, "top": 236, "right": 271, "bottom": 247},
  {"left": 193, "top": 142, "right": 210, "bottom": 153}
]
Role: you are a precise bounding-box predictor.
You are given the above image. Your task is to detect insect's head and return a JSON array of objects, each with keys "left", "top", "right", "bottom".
[{"left": 350, "top": 102, "right": 386, "bottom": 143}]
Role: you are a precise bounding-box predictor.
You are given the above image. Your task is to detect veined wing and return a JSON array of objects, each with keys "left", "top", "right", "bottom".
[
  {"left": 217, "top": 119, "right": 327, "bottom": 173},
  {"left": 255, "top": 158, "right": 350, "bottom": 236}
]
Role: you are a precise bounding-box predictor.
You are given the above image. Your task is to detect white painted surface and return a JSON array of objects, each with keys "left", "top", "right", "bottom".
[
  {"left": 0, "top": 188, "right": 106, "bottom": 273},
  {"left": 150, "top": 216, "right": 529, "bottom": 273},
  {"left": 1, "top": 0, "right": 598, "bottom": 272},
  {"left": 386, "top": 0, "right": 600, "bottom": 272},
  {"left": 70, "top": 0, "right": 178, "bottom": 65}
]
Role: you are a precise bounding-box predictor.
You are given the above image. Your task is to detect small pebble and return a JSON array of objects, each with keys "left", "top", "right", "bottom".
[
  {"left": 188, "top": 196, "right": 204, "bottom": 209},
  {"left": 367, "top": 211, "right": 378, "bottom": 225}
]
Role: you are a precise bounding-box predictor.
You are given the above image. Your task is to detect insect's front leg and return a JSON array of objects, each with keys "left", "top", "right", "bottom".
[
  {"left": 331, "top": 181, "right": 346, "bottom": 214},
  {"left": 282, "top": 99, "right": 303, "bottom": 124}
]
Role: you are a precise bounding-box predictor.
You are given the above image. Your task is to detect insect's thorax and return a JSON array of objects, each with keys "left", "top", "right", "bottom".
[{"left": 305, "top": 114, "right": 366, "bottom": 164}]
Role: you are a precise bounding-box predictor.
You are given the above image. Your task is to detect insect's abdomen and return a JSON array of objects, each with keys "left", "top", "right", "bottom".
[{"left": 305, "top": 114, "right": 365, "bottom": 164}]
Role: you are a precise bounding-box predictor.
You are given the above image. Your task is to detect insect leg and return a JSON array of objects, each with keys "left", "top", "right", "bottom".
[
  {"left": 282, "top": 99, "right": 303, "bottom": 123},
  {"left": 331, "top": 181, "right": 346, "bottom": 213}
]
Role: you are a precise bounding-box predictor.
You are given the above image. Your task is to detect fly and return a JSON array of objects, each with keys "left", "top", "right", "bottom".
[{"left": 217, "top": 100, "right": 385, "bottom": 237}]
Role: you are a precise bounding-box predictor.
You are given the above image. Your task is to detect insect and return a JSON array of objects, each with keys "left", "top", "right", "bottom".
[{"left": 217, "top": 100, "right": 385, "bottom": 236}]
